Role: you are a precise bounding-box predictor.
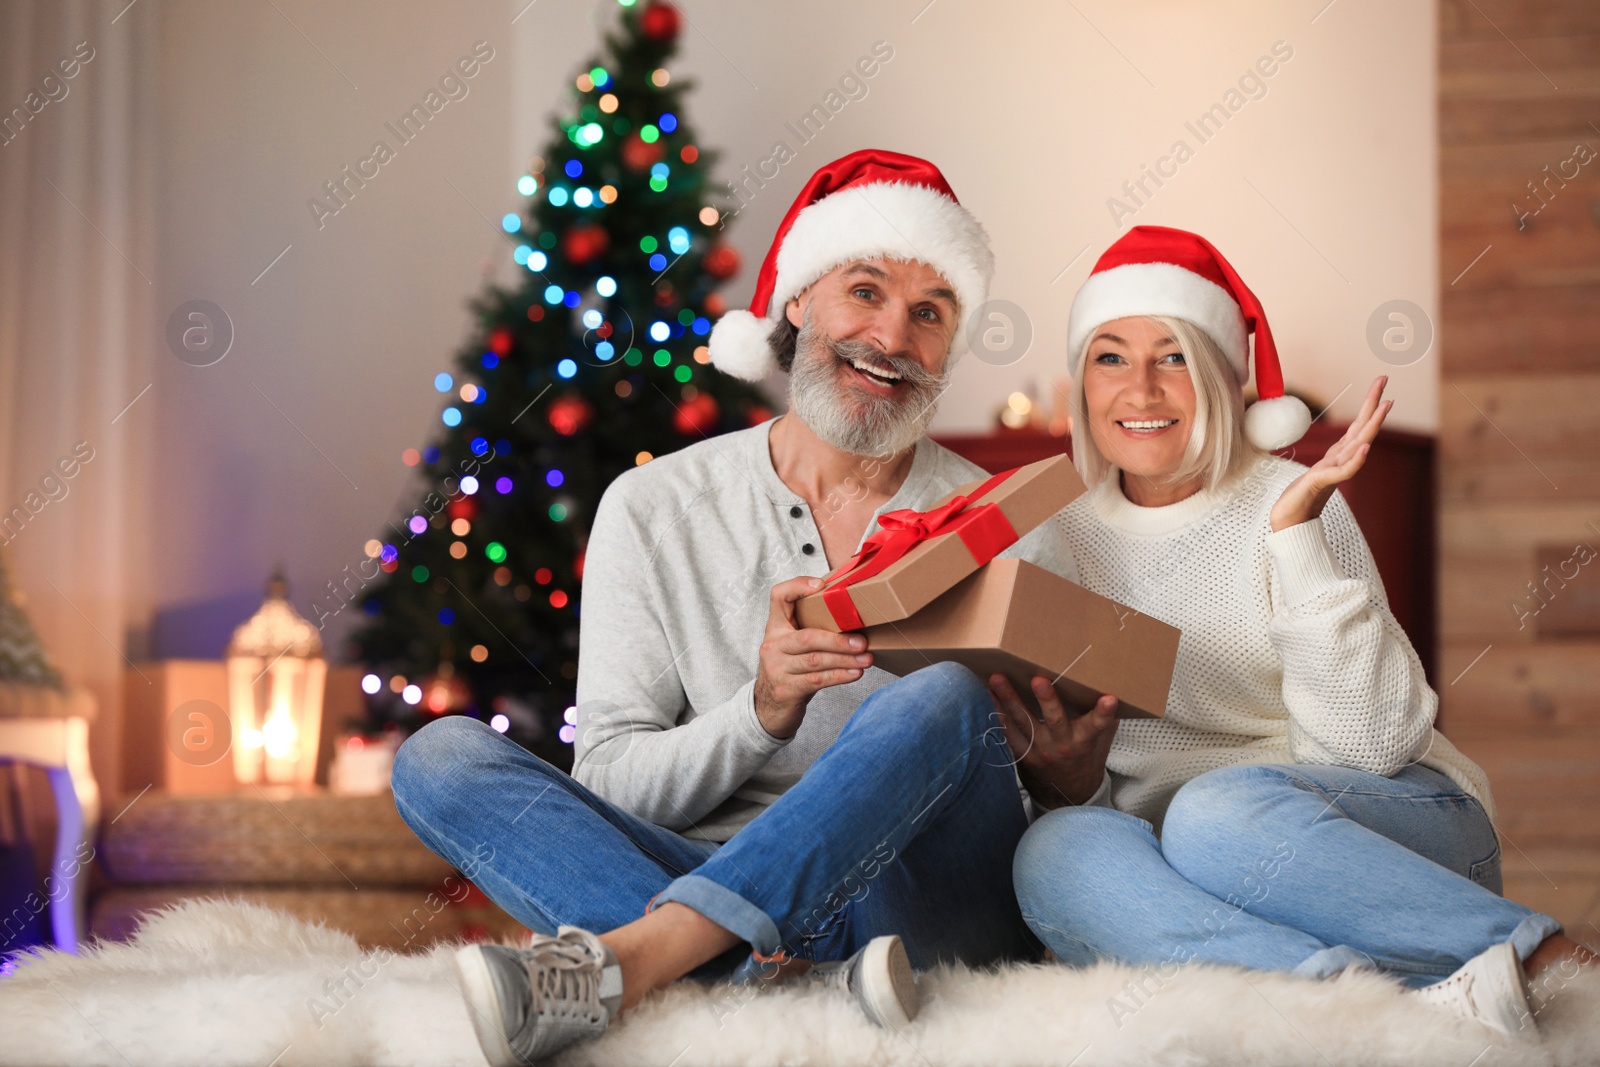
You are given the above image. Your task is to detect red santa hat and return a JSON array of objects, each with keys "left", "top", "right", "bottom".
[
  {"left": 1066, "top": 225, "right": 1312, "bottom": 451},
  {"left": 708, "top": 149, "right": 993, "bottom": 382}
]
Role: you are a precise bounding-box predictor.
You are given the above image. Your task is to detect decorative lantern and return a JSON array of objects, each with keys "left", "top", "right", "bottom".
[{"left": 227, "top": 571, "right": 326, "bottom": 788}]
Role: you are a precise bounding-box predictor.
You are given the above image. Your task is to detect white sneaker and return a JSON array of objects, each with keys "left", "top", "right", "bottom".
[
  {"left": 454, "top": 926, "right": 624, "bottom": 1066},
  {"left": 810, "top": 934, "right": 921, "bottom": 1030},
  {"left": 1412, "top": 941, "right": 1535, "bottom": 1040}
]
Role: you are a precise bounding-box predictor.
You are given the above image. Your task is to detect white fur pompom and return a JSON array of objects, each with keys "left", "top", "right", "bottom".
[
  {"left": 1244, "top": 395, "right": 1313, "bottom": 451},
  {"left": 707, "top": 310, "right": 778, "bottom": 382}
]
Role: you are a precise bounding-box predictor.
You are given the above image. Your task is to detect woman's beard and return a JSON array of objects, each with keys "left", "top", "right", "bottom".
[{"left": 786, "top": 319, "right": 949, "bottom": 459}]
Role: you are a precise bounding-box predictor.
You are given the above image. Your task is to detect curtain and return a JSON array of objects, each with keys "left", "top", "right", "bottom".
[{"left": 0, "top": 0, "right": 159, "bottom": 802}]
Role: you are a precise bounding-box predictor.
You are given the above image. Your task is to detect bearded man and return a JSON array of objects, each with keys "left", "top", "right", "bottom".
[{"left": 393, "top": 151, "right": 1058, "bottom": 1067}]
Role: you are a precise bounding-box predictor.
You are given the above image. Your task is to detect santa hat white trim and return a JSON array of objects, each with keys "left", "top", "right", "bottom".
[
  {"left": 1066, "top": 262, "right": 1249, "bottom": 382},
  {"left": 709, "top": 181, "right": 993, "bottom": 381}
]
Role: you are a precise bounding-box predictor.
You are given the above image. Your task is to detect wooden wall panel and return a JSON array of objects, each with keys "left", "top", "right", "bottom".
[{"left": 1440, "top": 0, "right": 1600, "bottom": 934}]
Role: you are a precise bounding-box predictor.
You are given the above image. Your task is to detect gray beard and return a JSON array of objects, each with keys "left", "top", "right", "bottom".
[{"left": 787, "top": 320, "right": 948, "bottom": 459}]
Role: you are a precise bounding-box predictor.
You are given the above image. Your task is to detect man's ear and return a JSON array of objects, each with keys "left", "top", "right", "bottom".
[{"left": 785, "top": 293, "right": 806, "bottom": 329}]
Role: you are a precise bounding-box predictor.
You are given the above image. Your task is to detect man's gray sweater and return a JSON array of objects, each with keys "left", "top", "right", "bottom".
[{"left": 572, "top": 419, "right": 1059, "bottom": 841}]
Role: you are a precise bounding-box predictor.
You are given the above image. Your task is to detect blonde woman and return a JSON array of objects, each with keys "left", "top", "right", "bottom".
[{"left": 991, "top": 226, "right": 1593, "bottom": 1038}]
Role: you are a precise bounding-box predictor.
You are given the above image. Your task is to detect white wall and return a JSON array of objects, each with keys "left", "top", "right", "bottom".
[
  {"left": 598, "top": 0, "right": 1439, "bottom": 433},
  {"left": 139, "top": 0, "right": 1436, "bottom": 659}
]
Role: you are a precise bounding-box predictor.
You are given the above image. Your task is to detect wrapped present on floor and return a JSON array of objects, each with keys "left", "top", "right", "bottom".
[{"left": 795, "top": 454, "right": 1179, "bottom": 719}]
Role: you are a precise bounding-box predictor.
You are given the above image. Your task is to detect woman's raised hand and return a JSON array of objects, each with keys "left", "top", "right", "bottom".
[
  {"left": 989, "top": 674, "right": 1118, "bottom": 811},
  {"left": 1269, "top": 376, "right": 1393, "bottom": 533}
]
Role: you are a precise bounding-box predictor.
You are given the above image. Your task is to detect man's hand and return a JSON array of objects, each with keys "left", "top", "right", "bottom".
[
  {"left": 754, "top": 576, "right": 874, "bottom": 740},
  {"left": 1270, "top": 376, "right": 1392, "bottom": 533},
  {"left": 990, "top": 675, "right": 1118, "bottom": 810}
]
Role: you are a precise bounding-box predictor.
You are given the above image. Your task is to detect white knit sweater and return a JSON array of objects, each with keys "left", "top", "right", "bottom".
[{"left": 1038, "top": 453, "right": 1493, "bottom": 828}]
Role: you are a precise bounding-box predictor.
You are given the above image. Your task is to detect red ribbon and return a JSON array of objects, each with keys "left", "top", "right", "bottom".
[{"left": 819, "top": 468, "right": 1020, "bottom": 631}]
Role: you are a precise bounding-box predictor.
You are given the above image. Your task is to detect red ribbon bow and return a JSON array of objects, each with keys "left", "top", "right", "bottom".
[{"left": 819, "top": 468, "right": 1020, "bottom": 631}]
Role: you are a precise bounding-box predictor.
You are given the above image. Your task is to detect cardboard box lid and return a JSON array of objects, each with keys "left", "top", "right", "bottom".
[
  {"left": 865, "top": 558, "right": 1180, "bottom": 719},
  {"left": 796, "top": 454, "right": 1084, "bottom": 632}
]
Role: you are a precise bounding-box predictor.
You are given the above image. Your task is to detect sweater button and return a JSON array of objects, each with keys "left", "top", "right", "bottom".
[
  {"left": 801, "top": 543, "right": 815, "bottom": 555},
  {"left": 789, "top": 505, "right": 803, "bottom": 518}
]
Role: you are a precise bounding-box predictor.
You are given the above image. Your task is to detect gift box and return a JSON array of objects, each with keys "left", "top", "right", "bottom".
[
  {"left": 795, "top": 454, "right": 1085, "bottom": 633},
  {"left": 866, "top": 558, "right": 1179, "bottom": 719}
]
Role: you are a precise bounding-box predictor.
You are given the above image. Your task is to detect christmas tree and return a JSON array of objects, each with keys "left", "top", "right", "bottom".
[{"left": 350, "top": 0, "right": 769, "bottom": 768}]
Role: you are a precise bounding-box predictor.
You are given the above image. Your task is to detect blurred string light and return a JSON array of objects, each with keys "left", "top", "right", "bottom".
[
  {"left": 434, "top": 373, "right": 453, "bottom": 392},
  {"left": 548, "top": 187, "right": 570, "bottom": 206},
  {"left": 527, "top": 250, "right": 548, "bottom": 272},
  {"left": 501, "top": 213, "right": 521, "bottom": 233},
  {"left": 517, "top": 175, "right": 538, "bottom": 195},
  {"left": 573, "top": 187, "right": 594, "bottom": 208},
  {"left": 583, "top": 309, "right": 604, "bottom": 329},
  {"left": 596, "top": 275, "right": 617, "bottom": 297}
]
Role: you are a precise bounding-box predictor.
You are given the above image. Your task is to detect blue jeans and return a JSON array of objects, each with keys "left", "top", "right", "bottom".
[
  {"left": 392, "top": 662, "right": 1036, "bottom": 975},
  {"left": 1013, "top": 763, "right": 1562, "bottom": 988}
]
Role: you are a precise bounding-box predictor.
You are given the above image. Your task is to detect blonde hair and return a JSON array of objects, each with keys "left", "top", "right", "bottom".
[{"left": 1068, "top": 315, "right": 1260, "bottom": 493}]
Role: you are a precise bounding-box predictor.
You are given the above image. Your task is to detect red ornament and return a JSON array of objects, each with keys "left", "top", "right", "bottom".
[
  {"left": 562, "top": 223, "right": 610, "bottom": 265},
  {"left": 704, "top": 292, "right": 727, "bottom": 317},
  {"left": 622, "top": 133, "right": 666, "bottom": 172},
  {"left": 672, "top": 392, "right": 720, "bottom": 436},
  {"left": 702, "top": 243, "right": 741, "bottom": 280},
  {"left": 641, "top": 1, "right": 681, "bottom": 41},
  {"left": 487, "top": 327, "right": 513, "bottom": 355},
  {"left": 420, "top": 669, "right": 471, "bottom": 715},
  {"left": 548, "top": 395, "right": 594, "bottom": 436},
  {"left": 447, "top": 496, "right": 478, "bottom": 521}
]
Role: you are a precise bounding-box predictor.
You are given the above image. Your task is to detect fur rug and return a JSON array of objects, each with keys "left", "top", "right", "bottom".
[{"left": 1, "top": 898, "right": 1596, "bottom": 1066}]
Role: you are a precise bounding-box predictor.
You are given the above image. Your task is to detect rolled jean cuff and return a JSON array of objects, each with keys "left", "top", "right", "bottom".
[
  {"left": 650, "top": 873, "right": 783, "bottom": 957},
  {"left": 1293, "top": 944, "right": 1377, "bottom": 980},
  {"left": 1509, "top": 911, "right": 1564, "bottom": 963}
]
